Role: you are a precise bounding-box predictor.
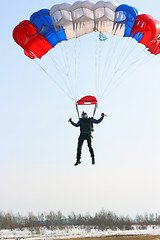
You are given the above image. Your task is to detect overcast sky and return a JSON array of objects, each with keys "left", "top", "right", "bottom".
[{"left": 0, "top": 0, "right": 160, "bottom": 218}]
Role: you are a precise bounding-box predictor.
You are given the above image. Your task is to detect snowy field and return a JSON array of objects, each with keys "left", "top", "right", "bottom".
[{"left": 0, "top": 225, "right": 160, "bottom": 240}]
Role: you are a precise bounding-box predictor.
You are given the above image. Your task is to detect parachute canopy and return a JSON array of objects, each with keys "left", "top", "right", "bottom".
[
  {"left": 13, "top": 1, "right": 160, "bottom": 58},
  {"left": 12, "top": 1, "right": 160, "bottom": 107}
]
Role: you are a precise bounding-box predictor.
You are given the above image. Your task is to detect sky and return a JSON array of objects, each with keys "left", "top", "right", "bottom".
[{"left": 0, "top": 0, "right": 160, "bottom": 219}]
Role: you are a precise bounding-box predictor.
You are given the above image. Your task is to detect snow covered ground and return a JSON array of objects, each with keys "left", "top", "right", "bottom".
[{"left": 0, "top": 225, "right": 160, "bottom": 240}]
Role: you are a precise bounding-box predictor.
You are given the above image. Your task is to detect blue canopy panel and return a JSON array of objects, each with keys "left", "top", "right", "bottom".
[
  {"left": 115, "top": 4, "right": 143, "bottom": 41},
  {"left": 30, "top": 9, "right": 67, "bottom": 48}
]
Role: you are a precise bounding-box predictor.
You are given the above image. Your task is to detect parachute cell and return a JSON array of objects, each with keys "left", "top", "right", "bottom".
[
  {"left": 30, "top": 9, "right": 67, "bottom": 48},
  {"left": 114, "top": 4, "right": 139, "bottom": 37},
  {"left": 12, "top": 20, "right": 53, "bottom": 59},
  {"left": 130, "top": 14, "right": 160, "bottom": 48}
]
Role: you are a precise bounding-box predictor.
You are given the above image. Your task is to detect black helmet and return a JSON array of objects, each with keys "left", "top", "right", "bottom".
[{"left": 81, "top": 111, "right": 88, "bottom": 118}]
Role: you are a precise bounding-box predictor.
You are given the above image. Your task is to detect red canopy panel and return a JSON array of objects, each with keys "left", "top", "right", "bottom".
[
  {"left": 12, "top": 20, "right": 52, "bottom": 59},
  {"left": 130, "top": 14, "right": 160, "bottom": 48},
  {"left": 77, "top": 96, "right": 97, "bottom": 105},
  {"left": 148, "top": 39, "right": 160, "bottom": 55}
]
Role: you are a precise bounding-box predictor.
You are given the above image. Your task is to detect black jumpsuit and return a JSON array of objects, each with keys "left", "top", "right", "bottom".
[{"left": 71, "top": 117, "right": 104, "bottom": 164}]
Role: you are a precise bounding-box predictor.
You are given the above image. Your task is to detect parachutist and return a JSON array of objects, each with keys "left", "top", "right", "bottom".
[{"left": 69, "top": 111, "right": 106, "bottom": 166}]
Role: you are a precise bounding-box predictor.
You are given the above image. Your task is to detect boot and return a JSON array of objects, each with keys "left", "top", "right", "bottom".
[
  {"left": 92, "top": 158, "right": 95, "bottom": 165},
  {"left": 74, "top": 160, "right": 81, "bottom": 166}
]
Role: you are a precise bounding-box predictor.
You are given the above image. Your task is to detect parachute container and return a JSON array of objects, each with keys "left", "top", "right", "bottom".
[{"left": 77, "top": 96, "right": 97, "bottom": 105}]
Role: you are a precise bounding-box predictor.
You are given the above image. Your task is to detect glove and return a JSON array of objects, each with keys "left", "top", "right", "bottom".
[
  {"left": 101, "top": 113, "right": 105, "bottom": 118},
  {"left": 68, "top": 118, "right": 72, "bottom": 122}
]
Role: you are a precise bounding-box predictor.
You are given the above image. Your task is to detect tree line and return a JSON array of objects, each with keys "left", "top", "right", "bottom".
[{"left": 0, "top": 210, "right": 160, "bottom": 230}]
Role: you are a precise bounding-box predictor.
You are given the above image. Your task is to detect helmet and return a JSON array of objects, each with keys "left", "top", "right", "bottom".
[{"left": 81, "top": 111, "right": 88, "bottom": 118}]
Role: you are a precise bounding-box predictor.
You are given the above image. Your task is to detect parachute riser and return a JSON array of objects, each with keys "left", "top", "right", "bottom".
[
  {"left": 75, "top": 102, "right": 98, "bottom": 119},
  {"left": 76, "top": 103, "right": 80, "bottom": 119},
  {"left": 92, "top": 103, "right": 98, "bottom": 118}
]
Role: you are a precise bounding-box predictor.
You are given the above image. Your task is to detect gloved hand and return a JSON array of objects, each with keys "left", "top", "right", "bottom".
[
  {"left": 101, "top": 113, "right": 105, "bottom": 118},
  {"left": 68, "top": 118, "right": 72, "bottom": 122}
]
